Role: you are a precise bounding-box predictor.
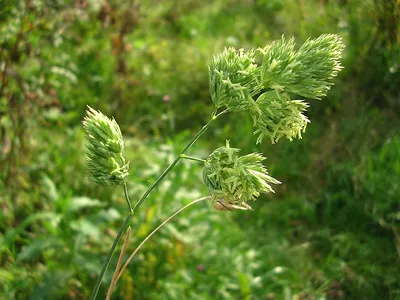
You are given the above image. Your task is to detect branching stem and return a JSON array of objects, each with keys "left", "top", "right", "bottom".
[
  {"left": 123, "top": 182, "right": 133, "bottom": 214},
  {"left": 115, "top": 196, "right": 211, "bottom": 288},
  {"left": 132, "top": 109, "right": 227, "bottom": 213},
  {"left": 89, "top": 109, "right": 227, "bottom": 300},
  {"left": 89, "top": 214, "right": 132, "bottom": 300},
  {"left": 180, "top": 154, "right": 206, "bottom": 163}
]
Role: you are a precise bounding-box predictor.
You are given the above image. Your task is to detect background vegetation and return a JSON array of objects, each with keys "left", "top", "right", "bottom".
[{"left": 1, "top": 0, "right": 399, "bottom": 299}]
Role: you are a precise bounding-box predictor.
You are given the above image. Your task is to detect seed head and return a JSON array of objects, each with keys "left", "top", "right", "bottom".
[
  {"left": 203, "top": 141, "right": 280, "bottom": 210},
  {"left": 209, "top": 47, "right": 262, "bottom": 111},
  {"left": 250, "top": 91, "right": 309, "bottom": 144},
  {"left": 83, "top": 106, "right": 129, "bottom": 186},
  {"left": 209, "top": 35, "right": 344, "bottom": 145},
  {"left": 260, "top": 34, "right": 345, "bottom": 99}
]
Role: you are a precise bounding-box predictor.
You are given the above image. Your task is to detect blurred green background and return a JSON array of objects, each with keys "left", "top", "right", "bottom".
[{"left": 1, "top": 0, "right": 400, "bottom": 299}]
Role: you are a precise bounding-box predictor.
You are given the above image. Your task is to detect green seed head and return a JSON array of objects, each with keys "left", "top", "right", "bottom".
[
  {"left": 260, "top": 34, "right": 345, "bottom": 99},
  {"left": 250, "top": 91, "right": 310, "bottom": 144},
  {"left": 83, "top": 106, "right": 129, "bottom": 186},
  {"left": 203, "top": 141, "right": 280, "bottom": 210},
  {"left": 208, "top": 35, "right": 344, "bottom": 145},
  {"left": 209, "top": 47, "right": 262, "bottom": 111}
]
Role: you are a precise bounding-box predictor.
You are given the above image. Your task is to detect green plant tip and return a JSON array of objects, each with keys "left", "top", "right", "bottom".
[
  {"left": 203, "top": 140, "right": 281, "bottom": 210},
  {"left": 209, "top": 47, "right": 262, "bottom": 112},
  {"left": 83, "top": 106, "right": 129, "bottom": 186},
  {"left": 250, "top": 91, "right": 310, "bottom": 144},
  {"left": 259, "top": 34, "right": 345, "bottom": 99},
  {"left": 209, "top": 34, "right": 344, "bottom": 144}
]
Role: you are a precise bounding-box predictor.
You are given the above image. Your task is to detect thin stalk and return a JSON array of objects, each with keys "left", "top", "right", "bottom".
[
  {"left": 89, "top": 214, "right": 132, "bottom": 300},
  {"left": 106, "top": 226, "right": 131, "bottom": 300},
  {"left": 115, "top": 196, "right": 212, "bottom": 285},
  {"left": 180, "top": 154, "right": 205, "bottom": 163},
  {"left": 123, "top": 182, "right": 133, "bottom": 213},
  {"left": 90, "top": 109, "right": 227, "bottom": 299},
  {"left": 132, "top": 109, "right": 227, "bottom": 213}
]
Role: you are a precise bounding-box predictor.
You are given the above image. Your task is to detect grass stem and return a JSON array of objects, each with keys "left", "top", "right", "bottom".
[
  {"left": 89, "top": 110, "right": 227, "bottom": 299},
  {"left": 116, "top": 196, "right": 212, "bottom": 284}
]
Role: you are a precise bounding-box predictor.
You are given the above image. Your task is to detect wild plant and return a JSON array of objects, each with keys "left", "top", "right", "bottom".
[{"left": 83, "top": 34, "right": 344, "bottom": 299}]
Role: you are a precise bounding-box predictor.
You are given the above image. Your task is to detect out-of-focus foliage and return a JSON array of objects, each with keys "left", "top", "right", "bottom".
[{"left": 1, "top": 0, "right": 399, "bottom": 299}]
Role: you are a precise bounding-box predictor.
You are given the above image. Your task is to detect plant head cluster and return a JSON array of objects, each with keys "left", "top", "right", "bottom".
[
  {"left": 260, "top": 34, "right": 344, "bottom": 99},
  {"left": 209, "top": 34, "right": 344, "bottom": 143},
  {"left": 249, "top": 91, "right": 310, "bottom": 144},
  {"left": 203, "top": 141, "right": 281, "bottom": 210},
  {"left": 82, "top": 34, "right": 344, "bottom": 211},
  {"left": 83, "top": 106, "right": 129, "bottom": 186},
  {"left": 209, "top": 48, "right": 262, "bottom": 112}
]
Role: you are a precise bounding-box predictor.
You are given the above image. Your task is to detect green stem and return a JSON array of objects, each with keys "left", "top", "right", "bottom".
[
  {"left": 132, "top": 109, "right": 227, "bottom": 213},
  {"left": 89, "top": 214, "right": 132, "bottom": 300},
  {"left": 180, "top": 154, "right": 205, "bottom": 163},
  {"left": 115, "top": 196, "right": 212, "bottom": 284},
  {"left": 123, "top": 182, "right": 133, "bottom": 214},
  {"left": 89, "top": 109, "right": 227, "bottom": 299}
]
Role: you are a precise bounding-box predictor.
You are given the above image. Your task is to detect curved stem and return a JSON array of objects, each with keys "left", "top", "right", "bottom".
[
  {"left": 106, "top": 226, "right": 131, "bottom": 300},
  {"left": 132, "top": 109, "right": 227, "bottom": 213},
  {"left": 115, "top": 196, "right": 212, "bottom": 285},
  {"left": 89, "top": 214, "right": 132, "bottom": 300},
  {"left": 90, "top": 109, "right": 228, "bottom": 299},
  {"left": 123, "top": 182, "right": 133, "bottom": 214}
]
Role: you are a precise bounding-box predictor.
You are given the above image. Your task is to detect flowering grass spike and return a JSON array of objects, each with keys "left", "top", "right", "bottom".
[
  {"left": 203, "top": 141, "right": 281, "bottom": 210},
  {"left": 249, "top": 91, "right": 310, "bottom": 144},
  {"left": 209, "top": 47, "right": 262, "bottom": 111},
  {"left": 83, "top": 106, "right": 129, "bottom": 186},
  {"left": 259, "top": 34, "right": 344, "bottom": 99},
  {"left": 210, "top": 34, "right": 344, "bottom": 144}
]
